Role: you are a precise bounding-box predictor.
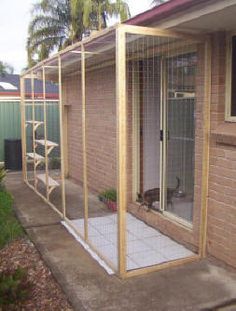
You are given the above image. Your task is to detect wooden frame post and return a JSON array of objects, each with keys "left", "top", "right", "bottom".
[
  {"left": 81, "top": 44, "right": 88, "bottom": 241},
  {"left": 20, "top": 76, "right": 27, "bottom": 181},
  {"left": 58, "top": 56, "right": 66, "bottom": 219},
  {"left": 42, "top": 67, "right": 49, "bottom": 200},
  {"left": 63, "top": 107, "right": 69, "bottom": 177},
  {"left": 199, "top": 38, "right": 211, "bottom": 257},
  {"left": 116, "top": 26, "right": 127, "bottom": 277},
  {"left": 31, "top": 72, "right": 37, "bottom": 187},
  {"left": 131, "top": 62, "right": 140, "bottom": 201}
]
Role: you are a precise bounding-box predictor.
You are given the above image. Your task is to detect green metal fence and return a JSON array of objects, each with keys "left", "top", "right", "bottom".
[{"left": 0, "top": 100, "right": 59, "bottom": 163}]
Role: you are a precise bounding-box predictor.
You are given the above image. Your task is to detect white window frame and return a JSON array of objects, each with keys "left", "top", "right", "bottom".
[{"left": 225, "top": 32, "right": 236, "bottom": 122}]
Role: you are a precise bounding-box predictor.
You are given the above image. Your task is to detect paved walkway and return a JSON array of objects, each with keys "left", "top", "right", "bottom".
[{"left": 6, "top": 172, "right": 236, "bottom": 311}]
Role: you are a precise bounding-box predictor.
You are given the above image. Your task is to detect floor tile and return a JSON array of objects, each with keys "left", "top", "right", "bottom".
[
  {"left": 95, "top": 223, "right": 117, "bottom": 235},
  {"left": 130, "top": 250, "right": 167, "bottom": 267},
  {"left": 89, "top": 235, "right": 111, "bottom": 247},
  {"left": 127, "top": 239, "right": 151, "bottom": 255},
  {"left": 144, "top": 235, "right": 179, "bottom": 250},
  {"left": 70, "top": 213, "right": 194, "bottom": 272},
  {"left": 105, "top": 232, "right": 117, "bottom": 244}
]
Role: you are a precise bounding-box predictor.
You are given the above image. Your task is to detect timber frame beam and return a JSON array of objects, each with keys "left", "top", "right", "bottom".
[{"left": 21, "top": 24, "right": 205, "bottom": 78}]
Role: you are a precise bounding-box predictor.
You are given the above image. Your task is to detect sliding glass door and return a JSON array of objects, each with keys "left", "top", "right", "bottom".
[
  {"left": 137, "top": 51, "right": 196, "bottom": 223},
  {"left": 163, "top": 52, "right": 196, "bottom": 223}
]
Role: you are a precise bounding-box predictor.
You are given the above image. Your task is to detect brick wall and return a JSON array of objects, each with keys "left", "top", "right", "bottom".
[
  {"left": 64, "top": 65, "right": 117, "bottom": 193},
  {"left": 207, "top": 32, "right": 236, "bottom": 268}
]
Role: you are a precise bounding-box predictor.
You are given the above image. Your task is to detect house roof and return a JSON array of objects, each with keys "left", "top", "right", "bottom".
[
  {"left": 125, "top": 0, "right": 210, "bottom": 26},
  {"left": 0, "top": 74, "right": 58, "bottom": 99},
  {"left": 125, "top": 0, "right": 236, "bottom": 33}
]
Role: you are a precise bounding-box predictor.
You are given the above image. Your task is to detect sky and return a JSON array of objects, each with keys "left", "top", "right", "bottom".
[{"left": 0, "top": 0, "right": 152, "bottom": 74}]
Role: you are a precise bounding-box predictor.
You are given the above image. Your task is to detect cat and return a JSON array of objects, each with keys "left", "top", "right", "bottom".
[{"left": 137, "top": 177, "right": 180, "bottom": 212}]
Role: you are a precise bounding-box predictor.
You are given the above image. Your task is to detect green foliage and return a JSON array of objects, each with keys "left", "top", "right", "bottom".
[
  {"left": 0, "top": 61, "right": 14, "bottom": 76},
  {"left": 0, "top": 268, "right": 32, "bottom": 307},
  {"left": 0, "top": 167, "right": 6, "bottom": 191},
  {"left": 0, "top": 191, "right": 24, "bottom": 249},
  {"left": 0, "top": 191, "right": 13, "bottom": 216},
  {"left": 99, "top": 188, "right": 117, "bottom": 202},
  {"left": 27, "top": 0, "right": 130, "bottom": 66}
]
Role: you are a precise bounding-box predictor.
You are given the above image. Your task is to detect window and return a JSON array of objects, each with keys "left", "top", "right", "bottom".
[{"left": 226, "top": 34, "right": 236, "bottom": 120}]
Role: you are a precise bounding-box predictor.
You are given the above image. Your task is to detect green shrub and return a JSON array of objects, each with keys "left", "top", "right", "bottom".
[
  {"left": 0, "top": 167, "right": 6, "bottom": 191},
  {"left": 0, "top": 191, "right": 24, "bottom": 249},
  {"left": 0, "top": 268, "right": 32, "bottom": 307},
  {"left": 0, "top": 191, "right": 13, "bottom": 217},
  {"left": 0, "top": 220, "right": 24, "bottom": 249}
]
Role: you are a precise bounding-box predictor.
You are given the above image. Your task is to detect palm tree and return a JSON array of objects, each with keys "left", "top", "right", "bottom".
[
  {"left": 76, "top": 0, "right": 131, "bottom": 31},
  {"left": 27, "top": 0, "right": 130, "bottom": 66},
  {"left": 27, "top": 0, "right": 76, "bottom": 67},
  {"left": 0, "top": 61, "right": 14, "bottom": 76}
]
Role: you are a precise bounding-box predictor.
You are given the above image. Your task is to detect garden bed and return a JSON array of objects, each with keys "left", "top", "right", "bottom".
[
  {"left": 0, "top": 168, "right": 72, "bottom": 310},
  {"left": 0, "top": 238, "right": 72, "bottom": 311}
]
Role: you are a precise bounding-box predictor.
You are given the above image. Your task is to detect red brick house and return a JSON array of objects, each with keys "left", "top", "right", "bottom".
[
  {"left": 123, "top": 0, "right": 236, "bottom": 270},
  {"left": 21, "top": 0, "right": 236, "bottom": 276}
]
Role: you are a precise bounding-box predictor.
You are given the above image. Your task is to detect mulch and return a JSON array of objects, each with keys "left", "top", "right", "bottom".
[{"left": 0, "top": 238, "right": 73, "bottom": 311}]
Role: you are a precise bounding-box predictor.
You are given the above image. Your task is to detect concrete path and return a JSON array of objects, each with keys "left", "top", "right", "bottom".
[{"left": 6, "top": 172, "right": 236, "bottom": 311}]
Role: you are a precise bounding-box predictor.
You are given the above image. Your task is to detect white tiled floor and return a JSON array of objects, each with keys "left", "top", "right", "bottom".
[{"left": 70, "top": 213, "right": 194, "bottom": 271}]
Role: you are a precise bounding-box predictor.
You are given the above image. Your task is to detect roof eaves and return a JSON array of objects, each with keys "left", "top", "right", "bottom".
[{"left": 124, "top": 0, "right": 212, "bottom": 26}]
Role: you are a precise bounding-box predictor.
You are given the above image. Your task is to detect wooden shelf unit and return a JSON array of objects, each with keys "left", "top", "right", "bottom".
[{"left": 25, "top": 116, "right": 60, "bottom": 198}]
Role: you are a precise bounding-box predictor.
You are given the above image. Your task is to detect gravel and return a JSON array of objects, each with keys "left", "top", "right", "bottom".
[{"left": 0, "top": 238, "right": 73, "bottom": 310}]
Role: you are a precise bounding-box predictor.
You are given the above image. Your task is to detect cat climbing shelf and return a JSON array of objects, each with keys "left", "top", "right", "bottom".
[
  {"left": 35, "top": 139, "right": 58, "bottom": 155},
  {"left": 25, "top": 120, "right": 44, "bottom": 131},
  {"left": 36, "top": 173, "right": 59, "bottom": 195},
  {"left": 26, "top": 152, "right": 45, "bottom": 168},
  {"left": 22, "top": 66, "right": 62, "bottom": 203}
]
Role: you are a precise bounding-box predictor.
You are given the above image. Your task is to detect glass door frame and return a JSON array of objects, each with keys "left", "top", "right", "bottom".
[{"left": 160, "top": 50, "right": 197, "bottom": 227}]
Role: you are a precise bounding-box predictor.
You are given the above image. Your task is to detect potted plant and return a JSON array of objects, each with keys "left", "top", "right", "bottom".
[{"left": 98, "top": 188, "right": 117, "bottom": 212}]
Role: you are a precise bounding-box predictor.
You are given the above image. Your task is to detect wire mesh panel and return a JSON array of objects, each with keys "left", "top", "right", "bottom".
[
  {"left": 125, "top": 30, "right": 201, "bottom": 273},
  {"left": 25, "top": 102, "right": 34, "bottom": 185},
  {"left": 61, "top": 50, "right": 86, "bottom": 238},
  {"left": 84, "top": 33, "right": 118, "bottom": 272},
  {"left": 43, "top": 69, "right": 62, "bottom": 215}
]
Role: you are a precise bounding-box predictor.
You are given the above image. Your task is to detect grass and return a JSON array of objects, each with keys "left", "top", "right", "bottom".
[{"left": 0, "top": 190, "right": 24, "bottom": 249}]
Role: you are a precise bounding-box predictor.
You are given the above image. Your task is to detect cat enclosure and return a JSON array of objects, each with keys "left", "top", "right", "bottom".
[{"left": 21, "top": 24, "right": 210, "bottom": 278}]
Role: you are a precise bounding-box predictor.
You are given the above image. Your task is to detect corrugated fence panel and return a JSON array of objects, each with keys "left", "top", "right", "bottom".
[
  {"left": 0, "top": 101, "right": 21, "bottom": 162},
  {"left": 0, "top": 100, "right": 59, "bottom": 163}
]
